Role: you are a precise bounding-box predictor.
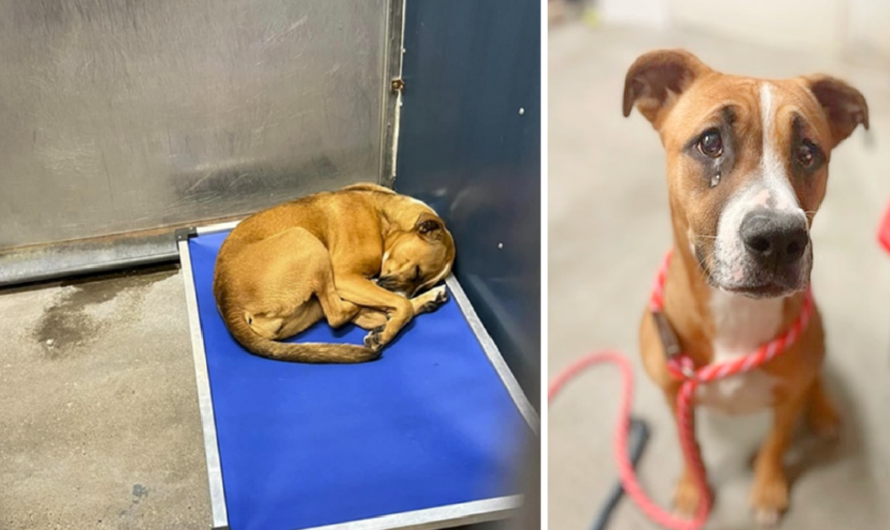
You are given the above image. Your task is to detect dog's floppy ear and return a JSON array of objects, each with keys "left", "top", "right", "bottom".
[
  {"left": 415, "top": 212, "right": 445, "bottom": 241},
  {"left": 622, "top": 49, "right": 709, "bottom": 126},
  {"left": 805, "top": 75, "right": 869, "bottom": 147}
]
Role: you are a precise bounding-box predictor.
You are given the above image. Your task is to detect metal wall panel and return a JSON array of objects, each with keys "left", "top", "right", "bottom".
[
  {"left": 395, "top": 0, "right": 541, "bottom": 408},
  {"left": 0, "top": 0, "right": 389, "bottom": 252}
]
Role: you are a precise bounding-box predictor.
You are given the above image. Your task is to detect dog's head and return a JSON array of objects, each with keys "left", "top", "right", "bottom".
[
  {"left": 378, "top": 212, "right": 456, "bottom": 297},
  {"left": 623, "top": 49, "right": 868, "bottom": 298}
]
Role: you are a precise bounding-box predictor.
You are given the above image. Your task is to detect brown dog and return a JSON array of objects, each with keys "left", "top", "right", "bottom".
[
  {"left": 624, "top": 50, "right": 868, "bottom": 525},
  {"left": 213, "top": 183, "right": 456, "bottom": 363}
]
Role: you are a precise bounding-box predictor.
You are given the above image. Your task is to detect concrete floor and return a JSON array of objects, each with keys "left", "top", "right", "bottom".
[
  {"left": 0, "top": 266, "right": 211, "bottom": 529},
  {"left": 549, "top": 23, "right": 890, "bottom": 530},
  {"left": 0, "top": 262, "right": 530, "bottom": 530}
]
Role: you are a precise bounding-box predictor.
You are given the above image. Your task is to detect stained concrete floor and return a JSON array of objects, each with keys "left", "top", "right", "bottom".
[
  {"left": 549, "top": 23, "right": 890, "bottom": 530},
  {"left": 0, "top": 262, "right": 532, "bottom": 530},
  {"left": 0, "top": 266, "right": 211, "bottom": 529}
]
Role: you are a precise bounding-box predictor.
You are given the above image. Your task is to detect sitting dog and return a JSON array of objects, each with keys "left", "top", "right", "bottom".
[
  {"left": 623, "top": 50, "right": 868, "bottom": 524},
  {"left": 213, "top": 183, "right": 456, "bottom": 363}
]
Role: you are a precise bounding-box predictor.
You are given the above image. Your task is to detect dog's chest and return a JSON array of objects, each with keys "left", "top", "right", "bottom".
[{"left": 694, "top": 290, "right": 783, "bottom": 415}]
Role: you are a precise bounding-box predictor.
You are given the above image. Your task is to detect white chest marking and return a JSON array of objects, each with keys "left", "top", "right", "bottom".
[{"left": 696, "top": 288, "right": 783, "bottom": 414}]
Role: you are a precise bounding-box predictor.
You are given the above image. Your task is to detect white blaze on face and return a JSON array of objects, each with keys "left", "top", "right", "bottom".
[
  {"left": 758, "top": 83, "right": 803, "bottom": 215},
  {"left": 711, "top": 83, "right": 808, "bottom": 283}
]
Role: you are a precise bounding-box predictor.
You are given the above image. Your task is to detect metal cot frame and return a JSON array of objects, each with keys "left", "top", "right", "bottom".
[{"left": 177, "top": 220, "right": 540, "bottom": 530}]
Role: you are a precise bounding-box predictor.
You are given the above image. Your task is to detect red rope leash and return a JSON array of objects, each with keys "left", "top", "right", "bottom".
[{"left": 549, "top": 253, "right": 814, "bottom": 530}]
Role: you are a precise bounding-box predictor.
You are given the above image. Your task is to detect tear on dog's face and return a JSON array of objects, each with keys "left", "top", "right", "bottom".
[
  {"left": 623, "top": 49, "right": 868, "bottom": 298},
  {"left": 378, "top": 212, "right": 456, "bottom": 297}
]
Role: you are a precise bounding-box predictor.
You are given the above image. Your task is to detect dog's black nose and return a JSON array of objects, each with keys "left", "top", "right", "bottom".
[
  {"left": 740, "top": 210, "right": 809, "bottom": 267},
  {"left": 377, "top": 275, "right": 398, "bottom": 290}
]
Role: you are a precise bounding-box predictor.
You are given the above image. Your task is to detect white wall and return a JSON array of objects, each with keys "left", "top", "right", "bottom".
[
  {"left": 847, "top": 0, "right": 890, "bottom": 63},
  {"left": 598, "top": 0, "right": 670, "bottom": 29},
  {"left": 668, "top": 0, "right": 846, "bottom": 57},
  {"left": 595, "top": 0, "right": 890, "bottom": 66}
]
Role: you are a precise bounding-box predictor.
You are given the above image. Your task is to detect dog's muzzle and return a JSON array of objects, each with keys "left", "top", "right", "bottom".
[
  {"left": 376, "top": 275, "right": 416, "bottom": 298},
  {"left": 376, "top": 275, "right": 400, "bottom": 290}
]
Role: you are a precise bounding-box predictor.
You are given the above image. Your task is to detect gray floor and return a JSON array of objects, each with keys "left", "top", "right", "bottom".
[
  {"left": 0, "top": 266, "right": 211, "bottom": 529},
  {"left": 0, "top": 262, "right": 530, "bottom": 530},
  {"left": 549, "top": 23, "right": 890, "bottom": 530}
]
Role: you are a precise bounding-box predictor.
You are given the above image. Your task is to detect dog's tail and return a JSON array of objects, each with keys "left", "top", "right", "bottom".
[{"left": 219, "top": 306, "right": 380, "bottom": 364}]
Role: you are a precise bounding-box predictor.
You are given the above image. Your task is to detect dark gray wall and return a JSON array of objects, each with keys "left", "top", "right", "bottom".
[{"left": 395, "top": 0, "right": 541, "bottom": 409}]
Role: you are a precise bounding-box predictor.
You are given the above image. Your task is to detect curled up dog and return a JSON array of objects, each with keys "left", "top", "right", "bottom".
[{"left": 212, "top": 183, "right": 456, "bottom": 363}]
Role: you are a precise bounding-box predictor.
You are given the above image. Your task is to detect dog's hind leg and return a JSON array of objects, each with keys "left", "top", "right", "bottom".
[
  {"left": 274, "top": 299, "right": 325, "bottom": 339},
  {"left": 335, "top": 276, "right": 417, "bottom": 349},
  {"left": 804, "top": 373, "right": 841, "bottom": 440},
  {"left": 241, "top": 228, "right": 359, "bottom": 339},
  {"left": 351, "top": 309, "right": 388, "bottom": 331},
  {"left": 282, "top": 228, "right": 361, "bottom": 330},
  {"left": 314, "top": 270, "right": 360, "bottom": 330}
]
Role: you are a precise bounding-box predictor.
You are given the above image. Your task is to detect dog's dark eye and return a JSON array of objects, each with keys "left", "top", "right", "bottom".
[
  {"left": 697, "top": 129, "right": 723, "bottom": 158},
  {"left": 798, "top": 140, "right": 817, "bottom": 168}
]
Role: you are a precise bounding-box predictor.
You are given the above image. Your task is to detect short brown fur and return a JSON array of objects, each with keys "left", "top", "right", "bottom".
[
  {"left": 624, "top": 49, "right": 868, "bottom": 524},
  {"left": 213, "top": 183, "right": 456, "bottom": 363}
]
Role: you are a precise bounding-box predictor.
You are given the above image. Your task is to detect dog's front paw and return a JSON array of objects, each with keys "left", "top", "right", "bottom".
[
  {"left": 421, "top": 285, "right": 448, "bottom": 313},
  {"left": 363, "top": 325, "right": 385, "bottom": 351},
  {"left": 672, "top": 473, "right": 706, "bottom": 519},
  {"left": 750, "top": 472, "right": 788, "bottom": 527}
]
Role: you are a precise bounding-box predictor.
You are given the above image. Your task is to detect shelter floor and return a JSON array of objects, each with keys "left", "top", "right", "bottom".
[
  {"left": 0, "top": 265, "right": 518, "bottom": 529},
  {"left": 549, "top": 23, "right": 890, "bottom": 530},
  {"left": 0, "top": 267, "right": 211, "bottom": 529}
]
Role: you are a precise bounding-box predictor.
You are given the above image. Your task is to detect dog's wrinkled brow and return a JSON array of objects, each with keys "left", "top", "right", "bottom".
[{"left": 682, "top": 104, "right": 736, "bottom": 150}]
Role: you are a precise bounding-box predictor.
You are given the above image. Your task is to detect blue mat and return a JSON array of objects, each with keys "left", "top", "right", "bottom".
[{"left": 188, "top": 231, "right": 529, "bottom": 530}]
